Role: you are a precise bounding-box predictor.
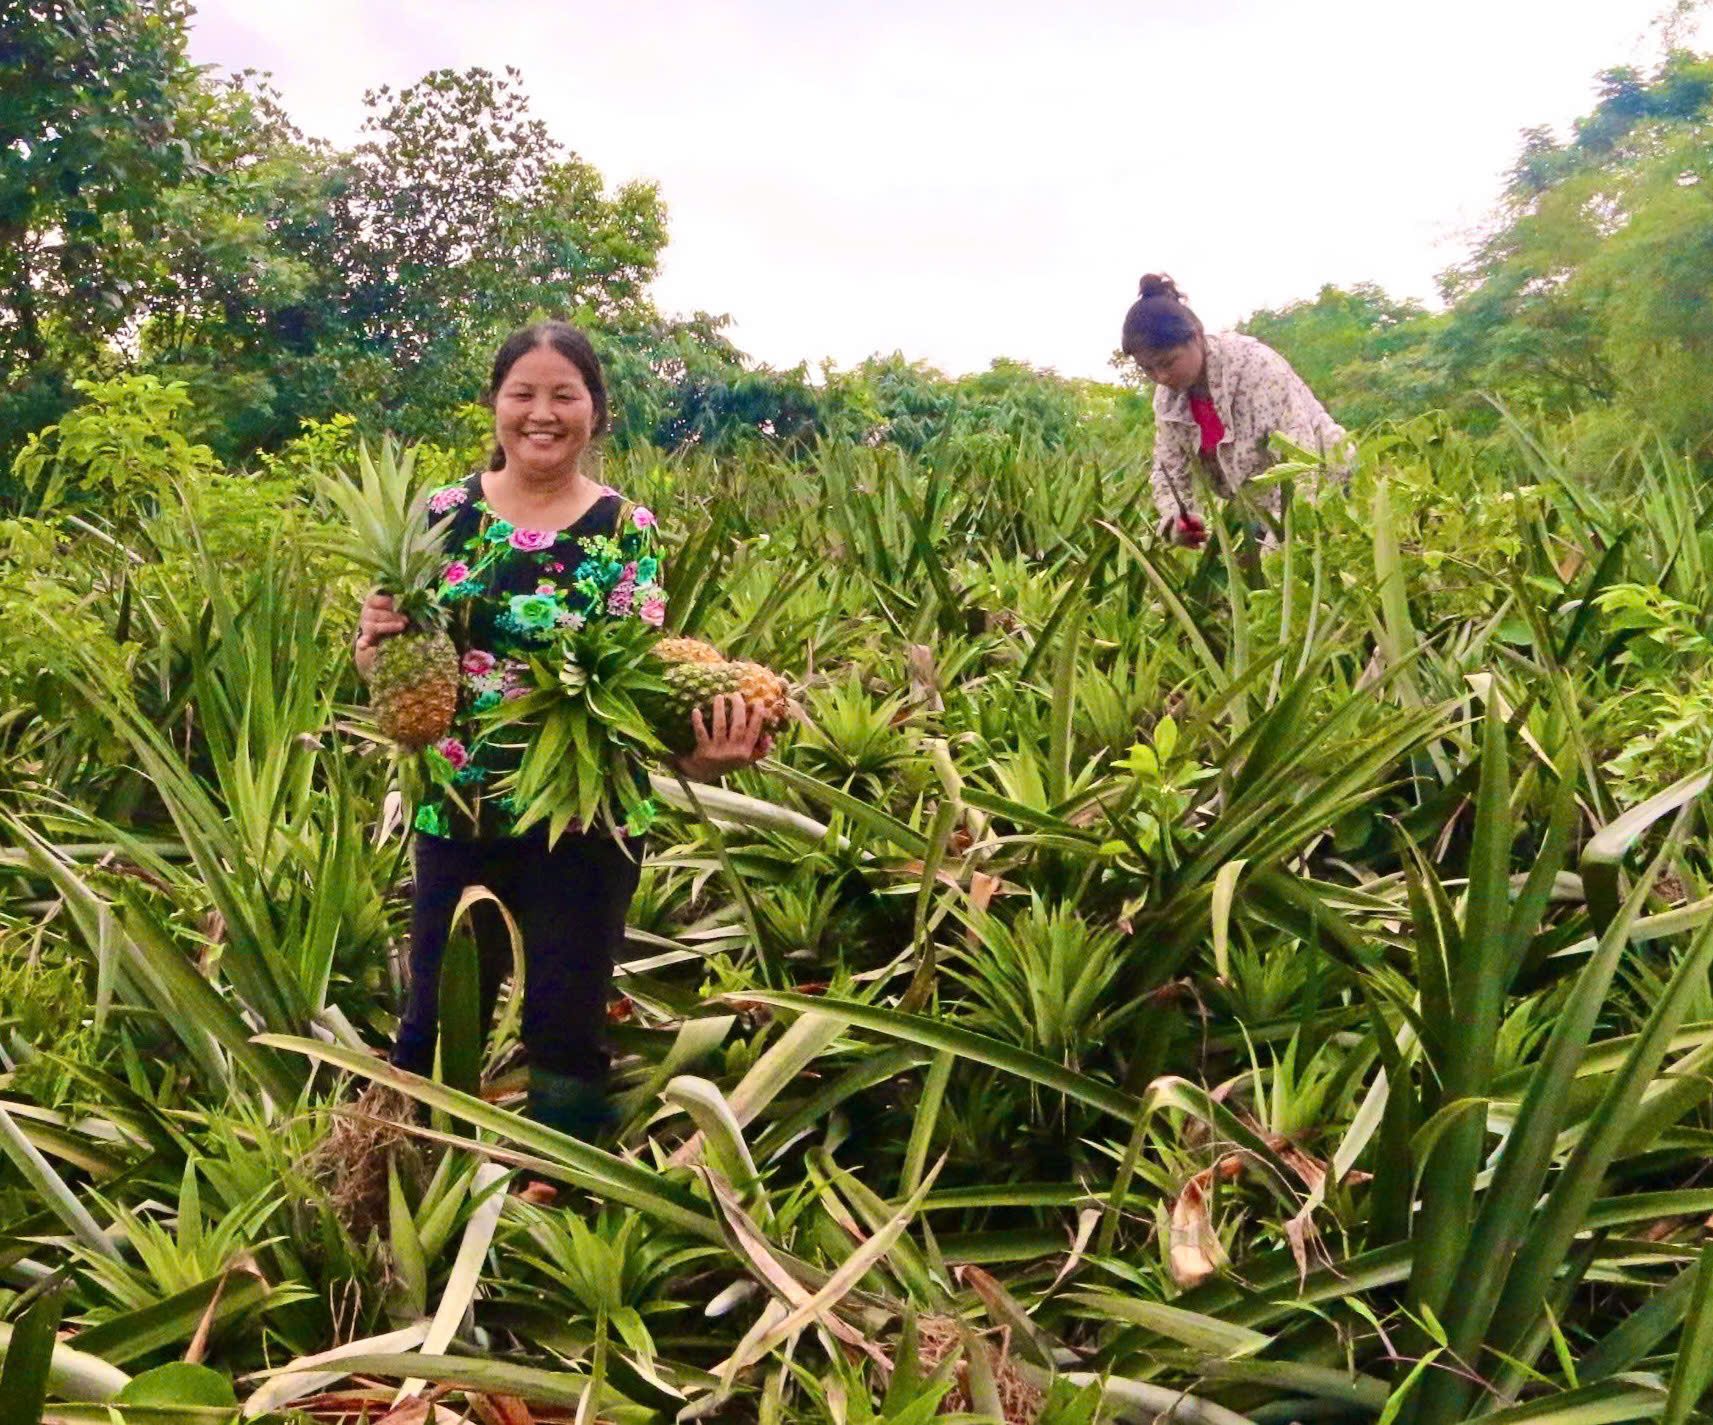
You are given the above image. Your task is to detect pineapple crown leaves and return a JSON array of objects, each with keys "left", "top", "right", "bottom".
[
  {"left": 310, "top": 436, "right": 452, "bottom": 626},
  {"left": 484, "top": 620, "right": 671, "bottom": 730}
]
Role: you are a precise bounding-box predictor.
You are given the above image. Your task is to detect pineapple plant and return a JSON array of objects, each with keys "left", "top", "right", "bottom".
[
  {"left": 315, "top": 438, "right": 460, "bottom": 750},
  {"left": 508, "top": 627, "right": 794, "bottom": 838}
]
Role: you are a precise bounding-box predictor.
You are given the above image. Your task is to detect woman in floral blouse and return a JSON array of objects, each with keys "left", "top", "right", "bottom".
[
  {"left": 1122, "top": 274, "right": 1354, "bottom": 549},
  {"left": 355, "top": 320, "right": 768, "bottom": 1141}
]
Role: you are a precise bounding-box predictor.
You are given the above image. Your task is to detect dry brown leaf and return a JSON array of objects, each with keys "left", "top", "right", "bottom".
[
  {"left": 906, "top": 643, "right": 943, "bottom": 711},
  {"left": 1167, "top": 1168, "right": 1228, "bottom": 1287},
  {"left": 184, "top": 1257, "right": 266, "bottom": 1364},
  {"left": 512, "top": 1180, "right": 559, "bottom": 1207},
  {"left": 1048, "top": 1207, "right": 1100, "bottom": 1293},
  {"left": 306, "top": 1083, "right": 427, "bottom": 1245},
  {"left": 897, "top": 859, "right": 965, "bottom": 894},
  {"left": 1284, "top": 1209, "right": 1323, "bottom": 1287},
  {"left": 297, "top": 1391, "right": 397, "bottom": 1424},
  {"left": 470, "top": 1394, "right": 536, "bottom": 1425},
  {"left": 1276, "top": 1141, "right": 1328, "bottom": 1196},
  {"left": 913, "top": 1314, "right": 1044, "bottom": 1425},
  {"left": 700, "top": 1170, "right": 873, "bottom": 1356},
  {"left": 199, "top": 910, "right": 228, "bottom": 966}
]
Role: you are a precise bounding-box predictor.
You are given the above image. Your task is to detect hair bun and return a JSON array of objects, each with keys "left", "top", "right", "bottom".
[{"left": 1138, "top": 273, "right": 1182, "bottom": 302}]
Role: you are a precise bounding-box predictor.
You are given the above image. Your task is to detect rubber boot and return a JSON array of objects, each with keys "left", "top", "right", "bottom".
[{"left": 527, "top": 1068, "right": 617, "bottom": 1144}]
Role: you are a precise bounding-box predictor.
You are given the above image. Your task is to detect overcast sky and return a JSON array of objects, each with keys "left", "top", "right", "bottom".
[{"left": 185, "top": 0, "right": 1699, "bottom": 382}]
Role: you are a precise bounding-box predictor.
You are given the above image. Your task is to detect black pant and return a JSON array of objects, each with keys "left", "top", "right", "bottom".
[{"left": 392, "top": 830, "right": 642, "bottom": 1089}]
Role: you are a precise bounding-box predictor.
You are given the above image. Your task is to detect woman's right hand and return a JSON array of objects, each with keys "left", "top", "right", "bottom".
[
  {"left": 355, "top": 592, "right": 409, "bottom": 678},
  {"left": 1163, "top": 513, "right": 1208, "bottom": 549},
  {"left": 674, "top": 695, "right": 773, "bottom": 782}
]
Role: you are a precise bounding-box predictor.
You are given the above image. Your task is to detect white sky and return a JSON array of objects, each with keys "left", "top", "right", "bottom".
[{"left": 185, "top": 0, "right": 1701, "bottom": 382}]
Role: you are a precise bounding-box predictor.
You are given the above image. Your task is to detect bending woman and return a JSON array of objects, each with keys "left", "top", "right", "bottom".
[
  {"left": 355, "top": 320, "right": 769, "bottom": 1141},
  {"left": 1121, "top": 275, "right": 1352, "bottom": 548}
]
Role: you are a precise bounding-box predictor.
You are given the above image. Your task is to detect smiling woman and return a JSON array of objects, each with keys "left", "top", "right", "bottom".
[
  {"left": 485, "top": 325, "right": 608, "bottom": 476},
  {"left": 350, "top": 319, "right": 774, "bottom": 1147}
]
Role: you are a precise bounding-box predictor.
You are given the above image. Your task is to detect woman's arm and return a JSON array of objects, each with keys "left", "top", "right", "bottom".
[{"left": 1150, "top": 422, "right": 1203, "bottom": 539}]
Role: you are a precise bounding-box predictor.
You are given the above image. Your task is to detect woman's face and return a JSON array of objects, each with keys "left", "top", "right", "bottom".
[
  {"left": 1133, "top": 337, "right": 1205, "bottom": 392},
  {"left": 493, "top": 343, "right": 598, "bottom": 479}
]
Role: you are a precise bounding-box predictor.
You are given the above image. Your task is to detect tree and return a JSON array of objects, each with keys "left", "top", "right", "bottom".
[
  {"left": 617, "top": 311, "right": 827, "bottom": 453},
  {"left": 134, "top": 76, "right": 364, "bottom": 458},
  {"left": 818, "top": 353, "right": 1142, "bottom": 461},
  {"left": 1433, "top": 49, "right": 1713, "bottom": 442},
  {"left": 134, "top": 66, "right": 679, "bottom": 457},
  {"left": 332, "top": 67, "right": 670, "bottom": 432},
  {"left": 2, "top": 37, "right": 688, "bottom": 465},
  {"left": 0, "top": 0, "right": 202, "bottom": 458},
  {"left": 1238, "top": 283, "right": 1434, "bottom": 420}
]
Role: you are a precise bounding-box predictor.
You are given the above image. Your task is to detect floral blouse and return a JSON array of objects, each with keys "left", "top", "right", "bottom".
[
  {"left": 411, "top": 472, "right": 666, "bottom": 841},
  {"left": 1151, "top": 331, "right": 1354, "bottom": 532}
]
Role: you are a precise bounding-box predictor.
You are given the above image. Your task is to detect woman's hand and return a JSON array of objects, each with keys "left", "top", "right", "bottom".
[
  {"left": 354, "top": 591, "right": 410, "bottom": 679},
  {"left": 1166, "top": 513, "right": 1208, "bottom": 549},
  {"left": 675, "top": 694, "right": 773, "bottom": 782}
]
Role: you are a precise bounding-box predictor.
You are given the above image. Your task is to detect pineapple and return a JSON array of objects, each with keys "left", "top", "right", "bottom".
[
  {"left": 734, "top": 660, "right": 790, "bottom": 724},
  {"left": 652, "top": 636, "right": 724, "bottom": 666},
  {"left": 638, "top": 642, "right": 790, "bottom": 754},
  {"left": 315, "top": 439, "right": 460, "bottom": 750}
]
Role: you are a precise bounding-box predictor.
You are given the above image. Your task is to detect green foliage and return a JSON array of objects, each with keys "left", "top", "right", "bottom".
[
  {"left": 11, "top": 373, "right": 216, "bottom": 516},
  {"left": 1435, "top": 50, "right": 1713, "bottom": 445},
  {"left": 1231, "top": 50, "right": 1713, "bottom": 448},
  {"left": 114, "top": 1361, "right": 237, "bottom": 1406},
  {"left": 0, "top": 931, "right": 104, "bottom": 1109},
  {"left": 4, "top": 386, "right": 1713, "bottom": 1419},
  {"left": 501, "top": 1203, "right": 714, "bottom": 1360},
  {"left": 3, "top": 9, "right": 1142, "bottom": 473},
  {"left": 826, "top": 353, "right": 1151, "bottom": 461},
  {"left": 333, "top": 66, "right": 668, "bottom": 436},
  {"left": 0, "top": 0, "right": 200, "bottom": 375},
  {"left": 945, "top": 895, "right": 1131, "bottom": 1069},
  {"left": 0, "top": 514, "right": 133, "bottom": 733},
  {"left": 626, "top": 311, "right": 828, "bottom": 453},
  {"left": 2, "top": 17, "right": 681, "bottom": 464},
  {"left": 1238, "top": 283, "right": 1440, "bottom": 427}
]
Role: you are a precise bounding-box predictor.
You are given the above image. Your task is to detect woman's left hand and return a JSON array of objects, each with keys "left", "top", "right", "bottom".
[{"left": 675, "top": 694, "right": 773, "bottom": 782}]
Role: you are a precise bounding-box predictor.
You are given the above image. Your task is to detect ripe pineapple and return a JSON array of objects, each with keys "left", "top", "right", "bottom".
[
  {"left": 639, "top": 642, "right": 790, "bottom": 754},
  {"left": 652, "top": 636, "right": 724, "bottom": 666},
  {"left": 315, "top": 439, "right": 460, "bottom": 750},
  {"left": 368, "top": 623, "right": 460, "bottom": 750},
  {"left": 734, "top": 660, "right": 790, "bottom": 723}
]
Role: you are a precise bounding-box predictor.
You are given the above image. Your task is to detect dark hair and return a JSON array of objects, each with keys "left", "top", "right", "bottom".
[
  {"left": 1121, "top": 273, "right": 1202, "bottom": 356},
  {"left": 485, "top": 320, "right": 610, "bottom": 471}
]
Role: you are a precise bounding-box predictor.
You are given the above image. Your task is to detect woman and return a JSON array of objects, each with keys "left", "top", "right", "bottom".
[
  {"left": 1122, "top": 275, "right": 1352, "bottom": 548},
  {"left": 355, "top": 320, "right": 767, "bottom": 1142}
]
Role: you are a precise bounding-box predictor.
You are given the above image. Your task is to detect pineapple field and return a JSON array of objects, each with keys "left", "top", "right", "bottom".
[
  {"left": 5, "top": 389, "right": 1713, "bottom": 1423},
  {"left": 10, "top": 9, "right": 1713, "bottom": 1421}
]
